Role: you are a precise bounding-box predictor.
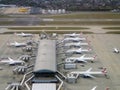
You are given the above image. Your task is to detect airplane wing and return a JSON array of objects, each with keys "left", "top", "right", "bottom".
[
  {"left": 14, "top": 41, "right": 18, "bottom": 45},
  {"left": 81, "top": 60, "right": 87, "bottom": 63},
  {"left": 78, "top": 58, "right": 87, "bottom": 63},
  {"left": 80, "top": 54, "right": 86, "bottom": 59},
  {"left": 8, "top": 57, "right": 13, "bottom": 61},
  {"left": 84, "top": 73, "right": 96, "bottom": 78},
  {"left": 86, "top": 68, "right": 92, "bottom": 72},
  {"left": 78, "top": 48, "right": 82, "bottom": 51},
  {"left": 91, "top": 86, "right": 97, "bottom": 90}
]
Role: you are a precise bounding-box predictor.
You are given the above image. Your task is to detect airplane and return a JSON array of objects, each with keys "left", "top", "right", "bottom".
[
  {"left": 0, "top": 57, "right": 25, "bottom": 65},
  {"left": 91, "top": 86, "right": 109, "bottom": 90},
  {"left": 69, "top": 68, "right": 107, "bottom": 78},
  {"left": 65, "top": 48, "right": 92, "bottom": 54},
  {"left": 65, "top": 54, "right": 97, "bottom": 63},
  {"left": 14, "top": 32, "right": 33, "bottom": 37},
  {"left": 0, "top": 67, "right": 3, "bottom": 70},
  {"left": 113, "top": 48, "right": 119, "bottom": 53},
  {"left": 64, "top": 32, "right": 83, "bottom": 37},
  {"left": 63, "top": 37, "right": 87, "bottom": 43},
  {"left": 7, "top": 41, "right": 27, "bottom": 47},
  {"left": 64, "top": 41, "right": 90, "bottom": 48},
  {"left": 91, "top": 86, "right": 97, "bottom": 90}
]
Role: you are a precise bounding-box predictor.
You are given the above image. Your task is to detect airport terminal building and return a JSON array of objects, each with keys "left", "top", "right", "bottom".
[{"left": 32, "top": 40, "right": 58, "bottom": 84}]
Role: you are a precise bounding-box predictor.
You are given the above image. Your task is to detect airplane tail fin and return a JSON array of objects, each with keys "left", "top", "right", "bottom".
[
  {"left": 88, "top": 47, "right": 92, "bottom": 51},
  {"left": 80, "top": 32, "right": 83, "bottom": 36},
  {"left": 86, "top": 36, "right": 88, "bottom": 40},
  {"left": 105, "top": 87, "right": 110, "bottom": 90},
  {"left": 7, "top": 42, "right": 10, "bottom": 46},
  {"left": 7, "top": 40, "right": 11, "bottom": 46},
  {"left": 93, "top": 55, "right": 97, "bottom": 60},
  {"left": 88, "top": 40, "right": 91, "bottom": 46},
  {"left": 14, "top": 32, "right": 16, "bottom": 35},
  {"left": 101, "top": 68, "right": 107, "bottom": 74}
]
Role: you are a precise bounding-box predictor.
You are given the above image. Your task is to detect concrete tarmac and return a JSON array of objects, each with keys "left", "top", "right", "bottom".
[
  {"left": 0, "top": 34, "right": 120, "bottom": 90},
  {"left": 58, "top": 34, "right": 120, "bottom": 90}
]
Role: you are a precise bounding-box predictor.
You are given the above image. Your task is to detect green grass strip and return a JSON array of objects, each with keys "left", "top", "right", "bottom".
[
  {"left": 106, "top": 31, "right": 120, "bottom": 34},
  {"left": 103, "top": 27, "right": 120, "bottom": 30},
  {"left": 41, "top": 21, "right": 120, "bottom": 25},
  {"left": 8, "top": 27, "right": 89, "bottom": 30},
  {"left": 40, "top": 12, "right": 120, "bottom": 19}
]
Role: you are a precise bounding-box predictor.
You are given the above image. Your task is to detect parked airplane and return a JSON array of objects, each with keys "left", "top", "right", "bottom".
[
  {"left": 91, "top": 86, "right": 109, "bottom": 90},
  {"left": 65, "top": 54, "right": 97, "bottom": 63},
  {"left": 69, "top": 68, "right": 107, "bottom": 78},
  {"left": 63, "top": 37, "right": 87, "bottom": 43},
  {"left": 91, "top": 86, "right": 97, "bottom": 90},
  {"left": 14, "top": 32, "right": 33, "bottom": 37},
  {"left": 7, "top": 41, "right": 27, "bottom": 47},
  {"left": 113, "top": 48, "right": 119, "bottom": 53},
  {"left": 64, "top": 32, "right": 83, "bottom": 37},
  {"left": 0, "top": 67, "right": 3, "bottom": 70},
  {"left": 65, "top": 48, "right": 92, "bottom": 54},
  {"left": 0, "top": 57, "right": 25, "bottom": 65},
  {"left": 64, "top": 41, "right": 90, "bottom": 48}
]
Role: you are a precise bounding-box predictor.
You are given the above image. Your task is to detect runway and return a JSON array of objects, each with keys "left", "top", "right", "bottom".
[{"left": 0, "top": 17, "right": 120, "bottom": 26}]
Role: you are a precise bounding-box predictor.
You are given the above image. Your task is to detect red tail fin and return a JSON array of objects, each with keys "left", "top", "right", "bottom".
[
  {"left": 102, "top": 68, "right": 107, "bottom": 74},
  {"left": 93, "top": 55, "right": 97, "bottom": 59},
  {"left": 87, "top": 40, "right": 91, "bottom": 46},
  {"left": 80, "top": 32, "right": 83, "bottom": 36},
  {"left": 14, "top": 32, "right": 17, "bottom": 35},
  {"left": 88, "top": 47, "right": 92, "bottom": 51},
  {"left": 86, "top": 36, "right": 88, "bottom": 40},
  {"left": 80, "top": 32, "right": 83, "bottom": 35},
  {"left": 106, "top": 87, "right": 109, "bottom": 90}
]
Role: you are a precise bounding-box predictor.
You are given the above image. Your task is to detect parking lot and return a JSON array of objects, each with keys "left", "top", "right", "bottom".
[{"left": 0, "top": 33, "right": 120, "bottom": 90}]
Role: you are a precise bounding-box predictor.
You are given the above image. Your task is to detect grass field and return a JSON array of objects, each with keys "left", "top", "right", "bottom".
[
  {"left": 40, "top": 12, "right": 120, "bottom": 25},
  {"left": 6, "top": 30, "right": 93, "bottom": 34},
  {"left": 8, "top": 27, "right": 88, "bottom": 30},
  {"left": 41, "top": 21, "right": 120, "bottom": 25},
  {"left": 0, "top": 21, "right": 14, "bottom": 25},
  {"left": 103, "top": 27, "right": 120, "bottom": 30},
  {"left": 106, "top": 31, "right": 120, "bottom": 34},
  {"left": 40, "top": 12, "right": 120, "bottom": 19},
  {"left": 7, "top": 26, "right": 93, "bottom": 34},
  {"left": 0, "top": 14, "right": 10, "bottom": 18}
]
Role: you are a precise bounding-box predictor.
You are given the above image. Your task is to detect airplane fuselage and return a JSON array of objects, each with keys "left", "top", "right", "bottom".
[{"left": 71, "top": 71, "right": 104, "bottom": 75}]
